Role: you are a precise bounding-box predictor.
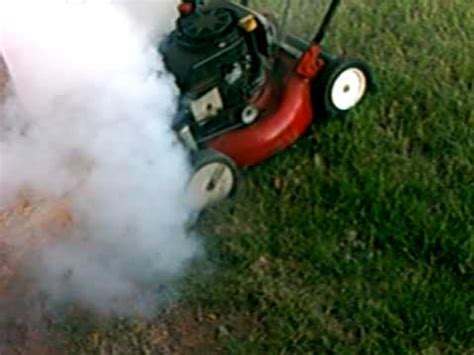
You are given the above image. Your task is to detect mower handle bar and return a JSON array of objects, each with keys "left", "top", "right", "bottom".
[
  {"left": 189, "top": 0, "right": 341, "bottom": 44},
  {"left": 240, "top": 0, "right": 341, "bottom": 44},
  {"left": 313, "top": 0, "right": 342, "bottom": 43}
]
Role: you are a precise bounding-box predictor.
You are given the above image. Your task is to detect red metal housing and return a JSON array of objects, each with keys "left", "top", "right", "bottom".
[{"left": 208, "top": 45, "right": 325, "bottom": 167}]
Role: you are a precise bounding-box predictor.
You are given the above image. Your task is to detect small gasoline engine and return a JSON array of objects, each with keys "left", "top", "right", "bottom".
[{"left": 160, "top": 1, "right": 279, "bottom": 147}]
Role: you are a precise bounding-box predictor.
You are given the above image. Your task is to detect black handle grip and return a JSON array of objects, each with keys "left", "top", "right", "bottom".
[{"left": 313, "top": 0, "right": 342, "bottom": 43}]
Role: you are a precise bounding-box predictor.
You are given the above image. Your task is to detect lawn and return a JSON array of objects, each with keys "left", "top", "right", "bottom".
[{"left": 61, "top": 0, "right": 473, "bottom": 353}]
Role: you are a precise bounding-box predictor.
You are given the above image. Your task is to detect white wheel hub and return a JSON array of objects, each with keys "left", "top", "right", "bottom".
[
  {"left": 188, "top": 161, "right": 235, "bottom": 209},
  {"left": 330, "top": 68, "right": 367, "bottom": 111}
]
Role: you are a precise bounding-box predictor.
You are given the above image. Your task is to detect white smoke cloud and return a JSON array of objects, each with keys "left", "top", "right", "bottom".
[{"left": 0, "top": 0, "right": 201, "bottom": 315}]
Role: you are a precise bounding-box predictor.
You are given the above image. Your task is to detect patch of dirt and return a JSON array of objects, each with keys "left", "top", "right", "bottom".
[
  {"left": 0, "top": 197, "right": 73, "bottom": 294},
  {"left": 0, "top": 197, "right": 72, "bottom": 354},
  {"left": 146, "top": 307, "right": 258, "bottom": 354},
  {"left": 0, "top": 318, "right": 62, "bottom": 355},
  {"left": 65, "top": 305, "right": 258, "bottom": 355},
  {"left": 0, "top": 58, "right": 69, "bottom": 353},
  {"left": 152, "top": 306, "right": 222, "bottom": 355}
]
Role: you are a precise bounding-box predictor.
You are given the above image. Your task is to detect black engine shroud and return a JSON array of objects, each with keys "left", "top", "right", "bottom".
[{"left": 160, "top": 1, "right": 277, "bottom": 145}]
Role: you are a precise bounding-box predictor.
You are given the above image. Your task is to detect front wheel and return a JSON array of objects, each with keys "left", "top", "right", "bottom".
[
  {"left": 187, "top": 150, "right": 237, "bottom": 210},
  {"left": 314, "top": 58, "right": 374, "bottom": 118}
]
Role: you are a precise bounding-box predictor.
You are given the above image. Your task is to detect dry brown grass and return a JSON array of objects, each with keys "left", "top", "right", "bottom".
[{"left": 0, "top": 198, "right": 73, "bottom": 295}]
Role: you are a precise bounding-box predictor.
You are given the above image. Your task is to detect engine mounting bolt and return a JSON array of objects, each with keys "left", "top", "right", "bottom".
[{"left": 242, "top": 105, "right": 259, "bottom": 125}]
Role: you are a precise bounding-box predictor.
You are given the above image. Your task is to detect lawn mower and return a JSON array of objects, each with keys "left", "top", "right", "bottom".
[{"left": 160, "top": 0, "right": 374, "bottom": 209}]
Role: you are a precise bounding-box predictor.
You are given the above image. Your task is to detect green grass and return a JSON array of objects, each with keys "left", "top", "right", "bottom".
[{"left": 63, "top": 0, "right": 473, "bottom": 353}]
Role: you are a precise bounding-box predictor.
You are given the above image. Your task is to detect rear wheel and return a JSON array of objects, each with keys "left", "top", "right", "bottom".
[
  {"left": 314, "top": 58, "right": 373, "bottom": 118},
  {"left": 188, "top": 150, "right": 237, "bottom": 210}
]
